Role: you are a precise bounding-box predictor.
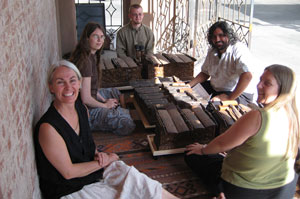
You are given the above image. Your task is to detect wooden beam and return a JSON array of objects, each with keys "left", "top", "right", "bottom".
[
  {"left": 131, "top": 96, "right": 155, "bottom": 129},
  {"left": 147, "top": 134, "right": 185, "bottom": 156}
]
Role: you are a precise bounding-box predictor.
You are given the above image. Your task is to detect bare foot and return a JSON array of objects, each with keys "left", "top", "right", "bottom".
[{"left": 162, "top": 188, "right": 180, "bottom": 199}]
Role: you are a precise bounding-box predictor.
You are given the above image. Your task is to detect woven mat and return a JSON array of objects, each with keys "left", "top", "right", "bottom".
[{"left": 92, "top": 121, "right": 211, "bottom": 198}]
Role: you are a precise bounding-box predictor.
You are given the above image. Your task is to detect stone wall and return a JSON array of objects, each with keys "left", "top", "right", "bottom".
[{"left": 0, "top": 0, "right": 59, "bottom": 198}]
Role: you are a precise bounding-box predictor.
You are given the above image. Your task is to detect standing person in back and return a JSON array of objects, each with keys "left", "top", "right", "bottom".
[
  {"left": 189, "top": 21, "right": 255, "bottom": 105},
  {"left": 70, "top": 22, "right": 135, "bottom": 136},
  {"left": 116, "top": 4, "right": 155, "bottom": 60}
]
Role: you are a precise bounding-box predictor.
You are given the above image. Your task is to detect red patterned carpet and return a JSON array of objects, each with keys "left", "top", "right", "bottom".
[
  {"left": 93, "top": 121, "right": 211, "bottom": 199},
  {"left": 93, "top": 120, "right": 300, "bottom": 199}
]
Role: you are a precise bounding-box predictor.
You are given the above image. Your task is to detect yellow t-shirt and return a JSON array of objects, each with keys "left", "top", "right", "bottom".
[{"left": 221, "top": 108, "right": 295, "bottom": 189}]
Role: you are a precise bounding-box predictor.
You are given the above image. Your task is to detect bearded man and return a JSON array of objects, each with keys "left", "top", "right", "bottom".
[{"left": 189, "top": 21, "right": 255, "bottom": 105}]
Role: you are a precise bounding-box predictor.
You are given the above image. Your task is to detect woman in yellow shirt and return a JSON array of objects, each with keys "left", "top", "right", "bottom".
[{"left": 185, "top": 64, "right": 299, "bottom": 199}]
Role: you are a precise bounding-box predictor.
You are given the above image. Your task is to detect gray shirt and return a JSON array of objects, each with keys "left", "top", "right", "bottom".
[{"left": 116, "top": 23, "right": 154, "bottom": 59}]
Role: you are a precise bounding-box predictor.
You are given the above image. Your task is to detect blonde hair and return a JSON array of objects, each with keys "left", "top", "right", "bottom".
[
  {"left": 264, "top": 64, "right": 299, "bottom": 158},
  {"left": 48, "top": 60, "right": 82, "bottom": 85}
]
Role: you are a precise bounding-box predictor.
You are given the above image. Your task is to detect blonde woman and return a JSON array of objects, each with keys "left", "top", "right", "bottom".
[
  {"left": 185, "top": 65, "right": 299, "bottom": 199},
  {"left": 34, "top": 60, "right": 178, "bottom": 199}
]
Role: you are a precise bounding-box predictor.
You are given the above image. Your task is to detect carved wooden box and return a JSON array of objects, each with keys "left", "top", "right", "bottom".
[
  {"left": 144, "top": 53, "right": 195, "bottom": 80},
  {"left": 100, "top": 56, "right": 142, "bottom": 87}
]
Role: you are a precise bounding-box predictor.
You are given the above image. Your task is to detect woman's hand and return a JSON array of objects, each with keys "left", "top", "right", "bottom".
[
  {"left": 212, "top": 93, "right": 230, "bottom": 101},
  {"left": 185, "top": 143, "right": 206, "bottom": 155},
  {"left": 94, "top": 152, "right": 110, "bottom": 168},
  {"left": 104, "top": 98, "right": 119, "bottom": 109},
  {"left": 213, "top": 192, "right": 226, "bottom": 199},
  {"left": 107, "top": 153, "right": 119, "bottom": 162},
  {"left": 95, "top": 152, "right": 119, "bottom": 168}
]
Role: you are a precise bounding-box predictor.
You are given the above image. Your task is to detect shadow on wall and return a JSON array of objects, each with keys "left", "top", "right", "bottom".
[{"left": 32, "top": 62, "right": 53, "bottom": 128}]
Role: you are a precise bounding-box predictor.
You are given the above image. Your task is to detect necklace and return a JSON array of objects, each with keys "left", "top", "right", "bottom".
[
  {"left": 74, "top": 115, "right": 80, "bottom": 134},
  {"left": 54, "top": 103, "right": 80, "bottom": 134}
]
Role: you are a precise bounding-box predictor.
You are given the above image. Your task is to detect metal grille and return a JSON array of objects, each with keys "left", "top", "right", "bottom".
[
  {"left": 152, "top": 0, "right": 191, "bottom": 54},
  {"left": 151, "top": 0, "right": 253, "bottom": 64},
  {"left": 191, "top": 0, "right": 217, "bottom": 63},
  {"left": 74, "top": 0, "right": 253, "bottom": 61},
  {"left": 217, "top": 0, "right": 254, "bottom": 47},
  {"left": 75, "top": 0, "right": 123, "bottom": 49}
]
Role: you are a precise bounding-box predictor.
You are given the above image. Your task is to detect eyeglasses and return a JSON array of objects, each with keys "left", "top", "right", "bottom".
[
  {"left": 131, "top": 13, "right": 143, "bottom": 17},
  {"left": 91, "top": 34, "right": 105, "bottom": 41}
]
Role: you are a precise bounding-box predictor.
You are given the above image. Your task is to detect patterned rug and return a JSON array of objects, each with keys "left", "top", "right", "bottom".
[
  {"left": 92, "top": 120, "right": 300, "bottom": 199},
  {"left": 120, "top": 151, "right": 211, "bottom": 199},
  {"left": 93, "top": 122, "right": 150, "bottom": 154},
  {"left": 92, "top": 121, "right": 212, "bottom": 198}
]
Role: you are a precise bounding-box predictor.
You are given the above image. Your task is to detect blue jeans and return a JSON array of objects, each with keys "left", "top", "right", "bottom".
[{"left": 88, "top": 88, "right": 135, "bottom": 135}]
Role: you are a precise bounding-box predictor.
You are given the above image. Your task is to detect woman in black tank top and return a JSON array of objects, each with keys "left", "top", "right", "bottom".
[{"left": 34, "top": 60, "right": 178, "bottom": 199}]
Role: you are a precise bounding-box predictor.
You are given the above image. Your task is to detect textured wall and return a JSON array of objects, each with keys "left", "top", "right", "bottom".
[{"left": 0, "top": 0, "right": 59, "bottom": 198}]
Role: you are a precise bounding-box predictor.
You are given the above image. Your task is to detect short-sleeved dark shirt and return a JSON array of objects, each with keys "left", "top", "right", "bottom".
[{"left": 77, "top": 54, "right": 99, "bottom": 99}]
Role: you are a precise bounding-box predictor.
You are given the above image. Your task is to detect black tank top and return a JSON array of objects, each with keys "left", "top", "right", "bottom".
[{"left": 34, "top": 99, "right": 103, "bottom": 199}]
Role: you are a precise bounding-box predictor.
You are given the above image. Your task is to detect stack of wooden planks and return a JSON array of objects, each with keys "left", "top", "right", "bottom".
[
  {"left": 100, "top": 56, "right": 142, "bottom": 87},
  {"left": 131, "top": 79, "right": 169, "bottom": 125},
  {"left": 161, "top": 79, "right": 208, "bottom": 108},
  {"left": 154, "top": 103, "right": 216, "bottom": 150},
  {"left": 144, "top": 53, "right": 195, "bottom": 80},
  {"left": 207, "top": 101, "right": 252, "bottom": 135}
]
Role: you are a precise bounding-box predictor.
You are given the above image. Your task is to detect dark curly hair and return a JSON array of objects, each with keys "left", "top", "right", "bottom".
[{"left": 207, "top": 21, "right": 239, "bottom": 47}]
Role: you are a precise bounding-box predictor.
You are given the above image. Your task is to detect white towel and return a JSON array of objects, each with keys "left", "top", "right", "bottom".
[{"left": 61, "top": 161, "right": 162, "bottom": 199}]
